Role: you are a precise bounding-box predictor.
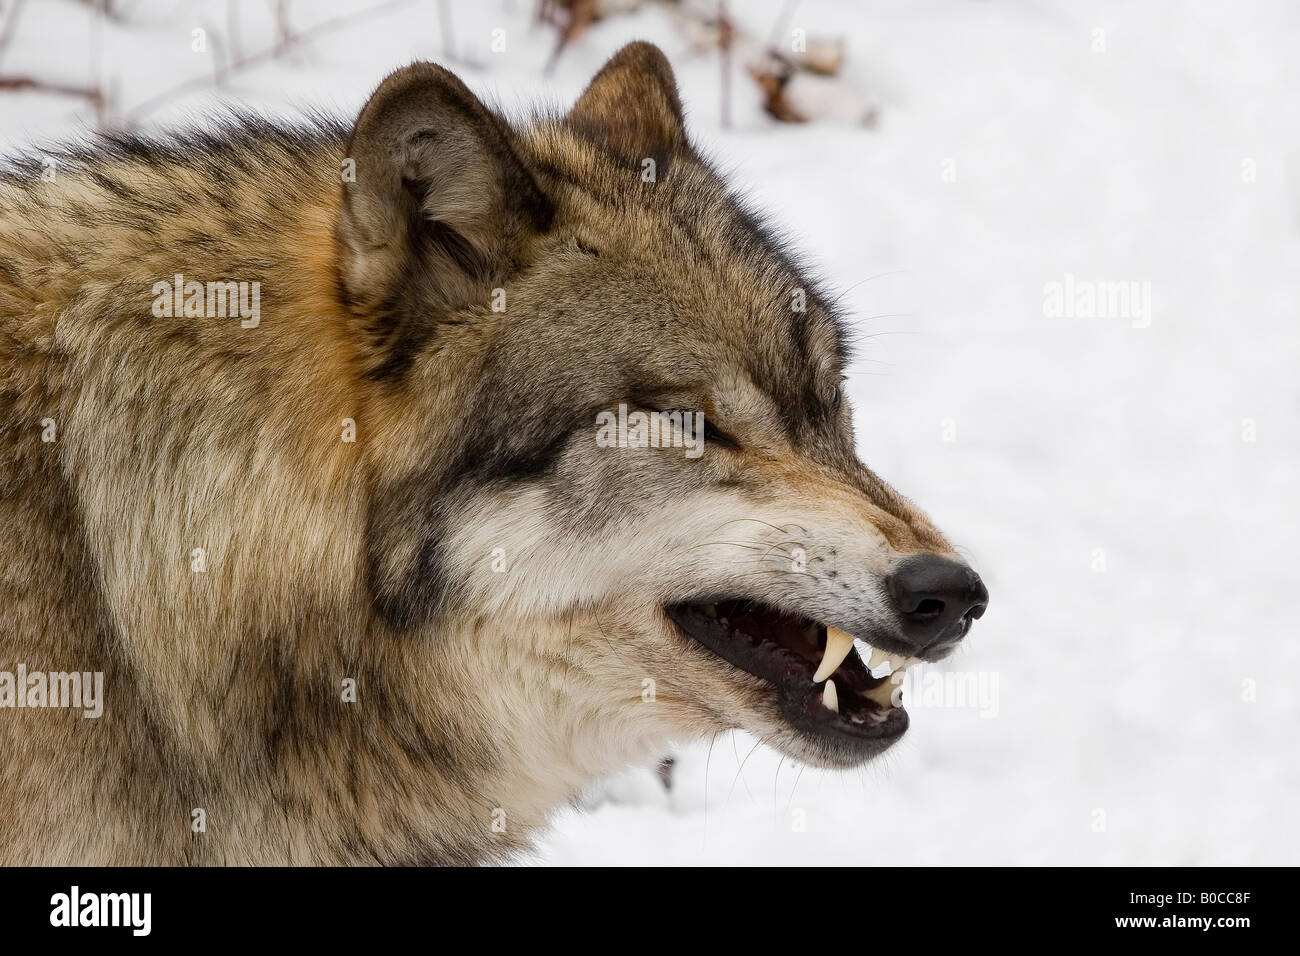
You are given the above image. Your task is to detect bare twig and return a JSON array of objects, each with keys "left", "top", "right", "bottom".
[
  {"left": 541, "top": 0, "right": 599, "bottom": 74},
  {"left": 0, "top": 75, "right": 105, "bottom": 109},
  {"left": 0, "top": 0, "right": 111, "bottom": 123},
  {"left": 437, "top": 0, "right": 455, "bottom": 61},
  {"left": 203, "top": 19, "right": 228, "bottom": 88},
  {"left": 718, "top": 0, "right": 732, "bottom": 128},
  {"left": 272, "top": 0, "right": 293, "bottom": 58},
  {"left": 661, "top": 0, "right": 875, "bottom": 125},
  {"left": 70, "top": 0, "right": 122, "bottom": 20},
  {"left": 227, "top": 0, "right": 243, "bottom": 68},
  {"left": 90, "top": 0, "right": 106, "bottom": 126},
  {"left": 0, "top": 0, "right": 27, "bottom": 68},
  {"left": 124, "top": 0, "right": 414, "bottom": 122}
]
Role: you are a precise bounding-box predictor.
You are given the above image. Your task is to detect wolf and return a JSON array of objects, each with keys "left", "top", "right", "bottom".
[{"left": 0, "top": 42, "right": 987, "bottom": 865}]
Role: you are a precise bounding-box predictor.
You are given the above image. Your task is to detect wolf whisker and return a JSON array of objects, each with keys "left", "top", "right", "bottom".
[{"left": 708, "top": 517, "right": 809, "bottom": 537}]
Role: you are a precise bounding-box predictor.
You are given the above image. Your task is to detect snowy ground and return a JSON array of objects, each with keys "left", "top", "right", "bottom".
[{"left": 4, "top": 0, "right": 1296, "bottom": 864}]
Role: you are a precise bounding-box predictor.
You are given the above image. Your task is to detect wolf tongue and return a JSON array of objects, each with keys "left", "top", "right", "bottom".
[{"left": 812, "top": 626, "right": 856, "bottom": 682}]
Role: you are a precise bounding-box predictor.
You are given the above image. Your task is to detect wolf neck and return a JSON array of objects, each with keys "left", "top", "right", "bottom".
[
  {"left": 246, "top": 611, "right": 663, "bottom": 866},
  {"left": 378, "top": 611, "right": 669, "bottom": 864}
]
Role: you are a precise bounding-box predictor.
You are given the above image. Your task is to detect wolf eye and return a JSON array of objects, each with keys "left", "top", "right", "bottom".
[
  {"left": 640, "top": 402, "right": 739, "bottom": 451},
  {"left": 703, "top": 418, "right": 739, "bottom": 450}
]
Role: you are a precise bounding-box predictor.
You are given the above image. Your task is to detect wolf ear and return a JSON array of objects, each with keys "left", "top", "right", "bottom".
[
  {"left": 568, "top": 42, "right": 687, "bottom": 168},
  {"left": 337, "top": 63, "right": 553, "bottom": 326}
]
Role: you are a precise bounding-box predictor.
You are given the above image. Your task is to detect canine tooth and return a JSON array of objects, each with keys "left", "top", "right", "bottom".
[
  {"left": 861, "top": 654, "right": 918, "bottom": 709},
  {"left": 822, "top": 679, "right": 840, "bottom": 714},
  {"left": 813, "top": 626, "right": 856, "bottom": 682},
  {"left": 863, "top": 667, "right": 911, "bottom": 709},
  {"left": 868, "top": 681, "right": 899, "bottom": 712}
]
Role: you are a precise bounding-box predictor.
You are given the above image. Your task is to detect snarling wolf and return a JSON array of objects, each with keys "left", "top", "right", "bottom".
[{"left": 0, "top": 43, "right": 987, "bottom": 864}]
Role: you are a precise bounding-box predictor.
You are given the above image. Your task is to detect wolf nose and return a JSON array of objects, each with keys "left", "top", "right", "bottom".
[{"left": 886, "top": 555, "right": 988, "bottom": 657}]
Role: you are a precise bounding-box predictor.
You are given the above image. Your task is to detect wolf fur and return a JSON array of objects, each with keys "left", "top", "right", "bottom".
[{"left": 0, "top": 43, "right": 963, "bottom": 864}]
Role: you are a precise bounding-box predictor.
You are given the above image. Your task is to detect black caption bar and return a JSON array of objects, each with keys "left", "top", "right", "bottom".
[{"left": 0, "top": 865, "right": 1281, "bottom": 944}]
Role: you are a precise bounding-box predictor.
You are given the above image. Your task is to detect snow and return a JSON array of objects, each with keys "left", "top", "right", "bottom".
[{"left": 5, "top": 0, "right": 1296, "bottom": 864}]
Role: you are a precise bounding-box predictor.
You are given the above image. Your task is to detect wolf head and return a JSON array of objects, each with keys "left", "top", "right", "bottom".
[{"left": 339, "top": 43, "right": 988, "bottom": 773}]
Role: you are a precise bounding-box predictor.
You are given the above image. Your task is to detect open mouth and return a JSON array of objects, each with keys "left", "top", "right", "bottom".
[{"left": 665, "top": 599, "right": 916, "bottom": 749}]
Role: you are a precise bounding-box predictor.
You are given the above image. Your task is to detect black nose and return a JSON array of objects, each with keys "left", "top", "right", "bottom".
[{"left": 886, "top": 554, "right": 988, "bottom": 656}]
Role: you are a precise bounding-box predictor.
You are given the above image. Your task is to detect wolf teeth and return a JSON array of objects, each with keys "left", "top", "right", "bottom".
[
  {"left": 813, "top": 625, "right": 918, "bottom": 688},
  {"left": 867, "top": 647, "right": 916, "bottom": 678},
  {"left": 822, "top": 678, "right": 839, "bottom": 714},
  {"left": 813, "top": 626, "right": 856, "bottom": 682},
  {"left": 809, "top": 629, "right": 918, "bottom": 710},
  {"left": 863, "top": 656, "right": 919, "bottom": 709},
  {"left": 863, "top": 678, "right": 897, "bottom": 709}
]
